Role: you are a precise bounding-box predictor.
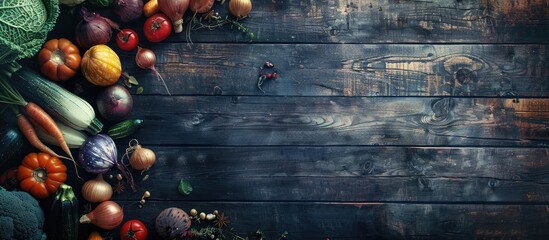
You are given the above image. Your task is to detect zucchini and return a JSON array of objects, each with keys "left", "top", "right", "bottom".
[
  {"left": 0, "top": 124, "right": 28, "bottom": 171},
  {"left": 108, "top": 118, "right": 143, "bottom": 139},
  {"left": 35, "top": 121, "right": 88, "bottom": 148},
  {"left": 5, "top": 63, "right": 103, "bottom": 134},
  {"left": 47, "top": 184, "right": 79, "bottom": 240}
]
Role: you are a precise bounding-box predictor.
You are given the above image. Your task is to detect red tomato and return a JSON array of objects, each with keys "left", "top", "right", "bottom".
[
  {"left": 116, "top": 29, "right": 139, "bottom": 51},
  {"left": 143, "top": 13, "right": 172, "bottom": 43},
  {"left": 120, "top": 219, "right": 148, "bottom": 240}
]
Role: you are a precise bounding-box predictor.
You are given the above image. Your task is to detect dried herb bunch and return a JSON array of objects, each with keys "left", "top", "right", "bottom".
[
  {"left": 182, "top": 208, "right": 288, "bottom": 240},
  {"left": 186, "top": 1, "right": 254, "bottom": 45}
]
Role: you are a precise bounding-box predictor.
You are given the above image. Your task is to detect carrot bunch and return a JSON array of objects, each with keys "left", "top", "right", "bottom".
[
  {"left": 0, "top": 73, "right": 78, "bottom": 176},
  {"left": 15, "top": 103, "right": 73, "bottom": 160}
]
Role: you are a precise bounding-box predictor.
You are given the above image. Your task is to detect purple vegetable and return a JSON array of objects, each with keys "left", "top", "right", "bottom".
[
  {"left": 79, "top": 134, "right": 136, "bottom": 191},
  {"left": 113, "top": 0, "right": 143, "bottom": 23},
  {"left": 75, "top": 7, "right": 120, "bottom": 48},
  {"left": 96, "top": 85, "right": 133, "bottom": 122},
  {"left": 155, "top": 208, "right": 191, "bottom": 239}
]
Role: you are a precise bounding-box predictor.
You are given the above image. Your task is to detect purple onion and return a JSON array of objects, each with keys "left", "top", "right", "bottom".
[
  {"left": 79, "top": 134, "right": 117, "bottom": 173},
  {"left": 79, "top": 134, "right": 136, "bottom": 191},
  {"left": 113, "top": 0, "right": 143, "bottom": 23},
  {"left": 75, "top": 7, "right": 120, "bottom": 48}
]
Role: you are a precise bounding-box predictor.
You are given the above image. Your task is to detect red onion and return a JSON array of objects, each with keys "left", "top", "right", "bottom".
[
  {"left": 136, "top": 47, "right": 171, "bottom": 95},
  {"left": 190, "top": 0, "right": 214, "bottom": 14},
  {"left": 75, "top": 7, "right": 120, "bottom": 49},
  {"left": 80, "top": 201, "right": 123, "bottom": 230},
  {"left": 96, "top": 85, "right": 133, "bottom": 122},
  {"left": 113, "top": 0, "right": 143, "bottom": 23},
  {"left": 158, "top": 0, "right": 189, "bottom": 33},
  {"left": 79, "top": 134, "right": 136, "bottom": 191}
]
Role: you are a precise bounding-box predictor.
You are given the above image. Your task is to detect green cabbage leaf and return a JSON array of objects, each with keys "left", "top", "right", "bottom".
[{"left": 0, "top": 0, "right": 59, "bottom": 64}]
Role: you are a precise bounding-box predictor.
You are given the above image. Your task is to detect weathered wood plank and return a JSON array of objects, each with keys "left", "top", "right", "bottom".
[
  {"left": 117, "top": 43, "right": 549, "bottom": 96},
  {"left": 80, "top": 201, "right": 549, "bottom": 239},
  {"left": 94, "top": 146, "right": 549, "bottom": 202},
  {"left": 125, "top": 96, "right": 549, "bottom": 146},
  {"left": 52, "top": 0, "right": 549, "bottom": 45}
]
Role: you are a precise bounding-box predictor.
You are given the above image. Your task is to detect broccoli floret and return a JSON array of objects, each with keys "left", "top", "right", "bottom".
[{"left": 0, "top": 186, "right": 46, "bottom": 240}]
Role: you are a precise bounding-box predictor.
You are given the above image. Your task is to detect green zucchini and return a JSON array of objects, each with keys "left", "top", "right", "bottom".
[
  {"left": 5, "top": 63, "right": 103, "bottom": 134},
  {"left": 47, "top": 184, "right": 79, "bottom": 240},
  {"left": 108, "top": 118, "right": 143, "bottom": 139},
  {"left": 35, "top": 120, "right": 88, "bottom": 148}
]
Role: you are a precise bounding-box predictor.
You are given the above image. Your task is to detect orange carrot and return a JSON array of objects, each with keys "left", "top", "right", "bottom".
[
  {"left": 144, "top": 0, "right": 159, "bottom": 17},
  {"left": 23, "top": 102, "right": 74, "bottom": 160},
  {"left": 17, "top": 113, "right": 59, "bottom": 158}
]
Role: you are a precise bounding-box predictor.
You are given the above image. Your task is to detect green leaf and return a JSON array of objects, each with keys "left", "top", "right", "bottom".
[
  {"left": 136, "top": 86, "right": 144, "bottom": 94},
  {"left": 124, "top": 79, "right": 132, "bottom": 88},
  {"left": 178, "top": 179, "right": 193, "bottom": 195},
  {"left": 128, "top": 76, "right": 139, "bottom": 85}
]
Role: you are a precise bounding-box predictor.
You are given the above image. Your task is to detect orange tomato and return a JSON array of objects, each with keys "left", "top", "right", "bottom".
[
  {"left": 17, "top": 152, "right": 67, "bottom": 199},
  {"left": 38, "top": 38, "right": 81, "bottom": 81}
]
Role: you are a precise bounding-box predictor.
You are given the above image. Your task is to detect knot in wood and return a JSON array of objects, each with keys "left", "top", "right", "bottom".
[
  {"left": 425, "top": 98, "right": 455, "bottom": 124},
  {"left": 418, "top": 176, "right": 432, "bottom": 191},
  {"left": 488, "top": 179, "right": 499, "bottom": 188},
  {"left": 361, "top": 161, "right": 374, "bottom": 174},
  {"left": 455, "top": 68, "right": 477, "bottom": 85}
]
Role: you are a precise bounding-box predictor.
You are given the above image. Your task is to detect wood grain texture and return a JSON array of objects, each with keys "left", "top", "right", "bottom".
[
  {"left": 125, "top": 96, "right": 549, "bottom": 146},
  {"left": 52, "top": 0, "right": 549, "bottom": 45},
  {"left": 91, "top": 146, "right": 549, "bottom": 202},
  {"left": 39, "top": 1, "right": 549, "bottom": 239},
  {"left": 117, "top": 43, "right": 549, "bottom": 96},
  {"left": 82, "top": 201, "right": 549, "bottom": 240}
]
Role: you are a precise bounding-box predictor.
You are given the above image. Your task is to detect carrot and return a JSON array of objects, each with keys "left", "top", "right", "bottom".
[
  {"left": 144, "top": 0, "right": 159, "bottom": 17},
  {"left": 16, "top": 113, "right": 59, "bottom": 158},
  {"left": 23, "top": 103, "right": 82, "bottom": 179},
  {"left": 23, "top": 102, "right": 74, "bottom": 160}
]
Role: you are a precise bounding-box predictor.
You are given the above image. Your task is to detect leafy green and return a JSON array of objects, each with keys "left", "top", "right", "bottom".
[
  {"left": 0, "top": 0, "right": 59, "bottom": 64},
  {"left": 178, "top": 179, "right": 193, "bottom": 195}
]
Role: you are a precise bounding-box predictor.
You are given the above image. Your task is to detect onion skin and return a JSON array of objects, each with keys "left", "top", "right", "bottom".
[
  {"left": 158, "top": 0, "right": 189, "bottom": 33},
  {"left": 96, "top": 85, "right": 133, "bottom": 122},
  {"left": 79, "top": 134, "right": 117, "bottom": 174},
  {"left": 136, "top": 47, "right": 156, "bottom": 70},
  {"left": 136, "top": 47, "right": 172, "bottom": 95},
  {"left": 229, "top": 0, "right": 252, "bottom": 18},
  {"left": 81, "top": 174, "right": 113, "bottom": 203},
  {"left": 113, "top": 0, "right": 144, "bottom": 23},
  {"left": 75, "top": 16, "right": 112, "bottom": 49},
  {"left": 190, "top": 0, "right": 214, "bottom": 14},
  {"left": 130, "top": 145, "right": 156, "bottom": 171},
  {"left": 80, "top": 201, "right": 124, "bottom": 230},
  {"left": 75, "top": 8, "right": 119, "bottom": 49}
]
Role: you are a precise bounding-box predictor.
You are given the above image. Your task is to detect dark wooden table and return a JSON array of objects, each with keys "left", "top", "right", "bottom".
[{"left": 10, "top": 0, "right": 549, "bottom": 239}]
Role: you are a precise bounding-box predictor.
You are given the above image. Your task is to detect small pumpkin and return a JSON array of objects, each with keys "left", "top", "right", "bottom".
[
  {"left": 81, "top": 45, "right": 122, "bottom": 86},
  {"left": 155, "top": 207, "right": 191, "bottom": 239},
  {"left": 17, "top": 152, "right": 67, "bottom": 199},
  {"left": 88, "top": 231, "right": 104, "bottom": 240},
  {"left": 38, "top": 38, "right": 81, "bottom": 81}
]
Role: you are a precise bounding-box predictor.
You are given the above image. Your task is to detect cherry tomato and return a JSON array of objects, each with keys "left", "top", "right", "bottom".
[
  {"left": 120, "top": 219, "right": 148, "bottom": 240},
  {"left": 143, "top": 13, "right": 172, "bottom": 43},
  {"left": 116, "top": 28, "right": 139, "bottom": 51}
]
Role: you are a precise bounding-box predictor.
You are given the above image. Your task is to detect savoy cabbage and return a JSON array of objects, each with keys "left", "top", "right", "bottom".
[{"left": 0, "top": 0, "right": 59, "bottom": 64}]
